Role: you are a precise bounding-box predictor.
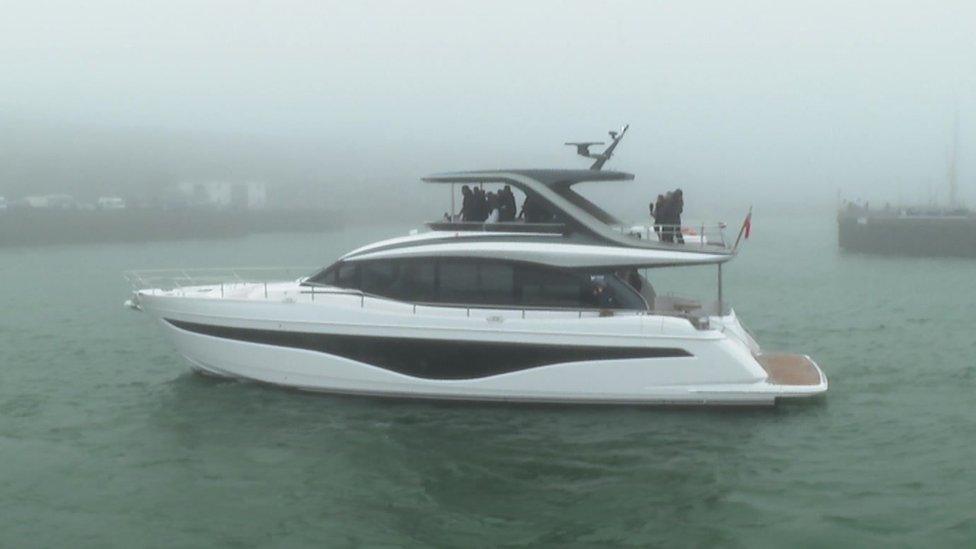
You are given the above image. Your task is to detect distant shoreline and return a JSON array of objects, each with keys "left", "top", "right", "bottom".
[{"left": 0, "top": 208, "right": 342, "bottom": 247}]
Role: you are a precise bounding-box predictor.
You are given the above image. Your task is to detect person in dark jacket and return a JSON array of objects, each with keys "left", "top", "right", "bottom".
[
  {"left": 658, "top": 192, "right": 674, "bottom": 242},
  {"left": 472, "top": 187, "right": 488, "bottom": 221},
  {"left": 460, "top": 185, "right": 474, "bottom": 221},
  {"left": 672, "top": 189, "right": 684, "bottom": 244},
  {"left": 518, "top": 194, "right": 534, "bottom": 222},
  {"left": 485, "top": 191, "right": 500, "bottom": 222},
  {"left": 520, "top": 193, "right": 557, "bottom": 223},
  {"left": 500, "top": 185, "right": 517, "bottom": 222},
  {"left": 651, "top": 193, "right": 666, "bottom": 237}
]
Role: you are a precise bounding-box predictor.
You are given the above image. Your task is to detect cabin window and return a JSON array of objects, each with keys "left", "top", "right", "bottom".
[
  {"left": 515, "top": 266, "right": 646, "bottom": 310},
  {"left": 361, "top": 261, "right": 398, "bottom": 295},
  {"left": 306, "top": 258, "right": 644, "bottom": 310},
  {"left": 478, "top": 262, "right": 517, "bottom": 305},
  {"left": 601, "top": 274, "right": 649, "bottom": 310},
  {"left": 303, "top": 261, "right": 360, "bottom": 289},
  {"left": 438, "top": 260, "right": 479, "bottom": 303},
  {"left": 516, "top": 265, "right": 587, "bottom": 308},
  {"left": 336, "top": 263, "right": 359, "bottom": 289},
  {"left": 437, "top": 259, "right": 516, "bottom": 305},
  {"left": 305, "top": 265, "right": 337, "bottom": 286},
  {"left": 386, "top": 259, "right": 436, "bottom": 302}
]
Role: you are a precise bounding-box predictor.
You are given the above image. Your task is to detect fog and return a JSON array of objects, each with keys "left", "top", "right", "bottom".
[{"left": 2, "top": 0, "right": 975, "bottom": 222}]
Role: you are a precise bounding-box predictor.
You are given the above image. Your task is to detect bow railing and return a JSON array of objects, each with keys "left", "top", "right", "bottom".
[{"left": 124, "top": 267, "right": 317, "bottom": 292}]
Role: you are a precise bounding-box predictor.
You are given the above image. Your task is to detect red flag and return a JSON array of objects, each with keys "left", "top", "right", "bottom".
[{"left": 732, "top": 207, "right": 753, "bottom": 252}]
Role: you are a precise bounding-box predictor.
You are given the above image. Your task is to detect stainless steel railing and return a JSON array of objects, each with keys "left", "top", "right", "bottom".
[
  {"left": 124, "top": 267, "right": 317, "bottom": 292},
  {"left": 123, "top": 267, "right": 727, "bottom": 329},
  {"left": 127, "top": 270, "right": 721, "bottom": 329},
  {"left": 616, "top": 222, "right": 729, "bottom": 248}
]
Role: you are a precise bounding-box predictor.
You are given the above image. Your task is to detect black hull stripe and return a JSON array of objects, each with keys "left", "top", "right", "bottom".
[{"left": 166, "top": 319, "right": 692, "bottom": 380}]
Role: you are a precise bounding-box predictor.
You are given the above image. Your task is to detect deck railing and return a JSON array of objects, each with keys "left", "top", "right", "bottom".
[
  {"left": 298, "top": 288, "right": 719, "bottom": 326},
  {"left": 126, "top": 269, "right": 722, "bottom": 329},
  {"left": 124, "top": 267, "right": 317, "bottom": 292},
  {"left": 617, "top": 222, "right": 729, "bottom": 248},
  {"left": 425, "top": 218, "right": 730, "bottom": 248},
  {"left": 426, "top": 221, "right": 567, "bottom": 234}
]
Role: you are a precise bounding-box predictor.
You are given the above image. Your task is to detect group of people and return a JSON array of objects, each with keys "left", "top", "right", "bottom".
[
  {"left": 456, "top": 184, "right": 686, "bottom": 242},
  {"left": 460, "top": 185, "right": 523, "bottom": 223},
  {"left": 649, "top": 189, "right": 684, "bottom": 243}
]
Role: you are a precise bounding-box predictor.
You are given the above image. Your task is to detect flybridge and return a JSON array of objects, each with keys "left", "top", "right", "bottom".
[{"left": 422, "top": 126, "right": 745, "bottom": 257}]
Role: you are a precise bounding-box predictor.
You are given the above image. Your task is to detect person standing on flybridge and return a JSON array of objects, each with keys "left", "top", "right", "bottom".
[
  {"left": 485, "top": 192, "right": 500, "bottom": 223},
  {"left": 649, "top": 194, "right": 665, "bottom": 237},
  {"left": 650, "top": 189, "right": 685, "bottom": 243},
  {"left": 672, "top": 189, "right": 685, "bottom": 244},
  {"left": 461, "top": 185, "right": 474, "bottom": 221}
]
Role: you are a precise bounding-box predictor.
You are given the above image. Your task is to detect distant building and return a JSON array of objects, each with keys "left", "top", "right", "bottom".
[
  {"left": 97, "top": 196, "right": 126, "bottom": 210},
  {"left": 174, "top": 181, "right": 267, "bottom": 210},
  {"left": 22, "top": 194, "right": 75, "bottom": 209}
]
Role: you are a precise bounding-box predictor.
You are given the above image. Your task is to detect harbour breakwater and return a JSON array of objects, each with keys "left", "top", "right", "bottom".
[
  {"left": 838, "top": 211, "right": 976, "bottom": 257},
  {"left": 0, "top": 208, "right": 342, "bottom": 246}
]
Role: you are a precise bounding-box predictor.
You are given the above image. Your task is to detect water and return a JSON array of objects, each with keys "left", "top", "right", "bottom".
[{"left": 2, "top": 213, "right": 975, "bottom": 547}]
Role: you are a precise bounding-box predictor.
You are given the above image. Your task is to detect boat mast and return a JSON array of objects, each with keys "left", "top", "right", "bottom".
[{"left": 948, "top": 110, "right": 960, "bottom": 208}]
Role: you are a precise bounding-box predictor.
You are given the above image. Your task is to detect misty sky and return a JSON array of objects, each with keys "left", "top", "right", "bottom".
[{"left": 2, "top": 0, "right": 975, "bottom": 219}]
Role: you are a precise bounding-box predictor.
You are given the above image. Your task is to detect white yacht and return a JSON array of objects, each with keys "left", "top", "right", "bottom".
[{"left": 126, "top": 132, "right": 827, "bottom": 405}]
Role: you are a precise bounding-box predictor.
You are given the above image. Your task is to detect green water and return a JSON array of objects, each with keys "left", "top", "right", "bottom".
[{"left": 2, "top": 213, "right": 974, "bottom": 547}]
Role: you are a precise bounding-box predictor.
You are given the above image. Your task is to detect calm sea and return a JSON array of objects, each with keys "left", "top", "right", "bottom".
[{"left": 1, "top": 211, "right": 974, "bottom": 547}]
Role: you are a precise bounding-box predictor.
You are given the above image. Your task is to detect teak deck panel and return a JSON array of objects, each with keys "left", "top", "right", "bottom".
[{"left": 756, "top": 353, "right": 822, "bottom": 386}]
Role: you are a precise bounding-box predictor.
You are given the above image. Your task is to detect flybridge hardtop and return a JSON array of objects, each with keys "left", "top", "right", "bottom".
[{"left": 423, "top": 168, "right": 635, "bottom": 187}]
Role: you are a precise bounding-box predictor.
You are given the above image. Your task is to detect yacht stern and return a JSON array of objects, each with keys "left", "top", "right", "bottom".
[{"left": 754, "top": 353, "right": 829, "bottom": 400}]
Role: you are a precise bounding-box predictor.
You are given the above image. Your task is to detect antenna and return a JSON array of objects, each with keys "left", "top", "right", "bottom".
[
  {"left": 565, "top": 124, "right": 629, "bottom": 170},
  {"left": 948, "top": 110, "right": 960, "bottom": 208}
]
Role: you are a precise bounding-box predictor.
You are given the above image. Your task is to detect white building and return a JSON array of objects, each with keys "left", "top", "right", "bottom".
[
  {"left": 97, "top": 196, "right": 126, "bottom": 210},
  {"left": 175, "top": 181, "right": 267, "bottom": 210},
  {"left": 23, "top": 194, "right": 75, "bottom": 209}
]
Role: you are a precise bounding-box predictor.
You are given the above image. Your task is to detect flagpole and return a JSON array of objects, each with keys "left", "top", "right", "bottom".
[
  {"left": 732, "top": 206, "right": 753, "bottom": 252},
  {"left": 717, "top": 263, "right": 723, "bottom": 314}
]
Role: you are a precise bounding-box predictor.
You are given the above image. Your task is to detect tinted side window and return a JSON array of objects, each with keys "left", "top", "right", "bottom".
[
  {"left": 336, "top": 263, "right": 359, "bottom": 289},
  {"left": 310, "top": 259, "right": 644, "bottom": 310},
  {"left": 478, "top": 262, "right": 515, "bottom": 305},
  {"left": 438, "top": 260, "right": 481, "bottom": 304},
  {"left": 385, "top": 259, "right": 436, "bottom": 302},
  {"left": 516, "top": 265, "right": 586, "bottom": 308},
  {"left": 305, "top": 266, "right": 337, "bottom": 286},
  {"left": 361, "top": 261, "right": 397, "bottom": 295},
  {"left": 604, "top": 275, "right": 648, "bottom": 310},
  {"left": 436, "top": 259, "right": 515, "bottom": 305}
]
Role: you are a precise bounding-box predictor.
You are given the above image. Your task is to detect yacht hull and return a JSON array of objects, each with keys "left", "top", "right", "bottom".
[{"left": 138, "top": 291, "right": 827, "bottom": 406}]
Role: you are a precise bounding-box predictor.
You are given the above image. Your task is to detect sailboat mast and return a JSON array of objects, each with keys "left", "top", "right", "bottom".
[{"left": 948, "top": 111, "right": 959, "bottom": 208}]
